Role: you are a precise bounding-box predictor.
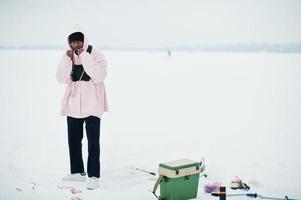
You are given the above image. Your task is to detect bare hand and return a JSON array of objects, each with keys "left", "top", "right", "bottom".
[
  {"left": 75, "top": 48, "right": 84, "bottom": 55},
  {"left": 66, "top": 50, "right": 74, "bottom": 58}
]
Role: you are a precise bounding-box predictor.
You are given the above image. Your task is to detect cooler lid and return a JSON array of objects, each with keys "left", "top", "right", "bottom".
[{"left": 159, "top": 159, "right": 199, "bottom": 171}]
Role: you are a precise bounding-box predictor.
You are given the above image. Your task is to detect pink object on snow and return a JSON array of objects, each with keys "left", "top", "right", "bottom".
[
  {"left": 57, "top": 185, "right": 82, "bottom": 194},
  {"left": 204, "top": 182, "right": 222, "bottom": 193}
]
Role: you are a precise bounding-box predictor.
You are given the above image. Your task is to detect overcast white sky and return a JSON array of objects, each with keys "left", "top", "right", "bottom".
[{"left": 0, "top": 0, "right": 301, "bottom": 47}]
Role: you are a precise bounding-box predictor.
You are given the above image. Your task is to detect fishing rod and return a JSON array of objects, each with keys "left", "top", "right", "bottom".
[
  {"left": 136, "top": 168, "right": 157, "bottom": 176},
  {"left": 212, "top": 192, "right": 300, "bottom": 200}
]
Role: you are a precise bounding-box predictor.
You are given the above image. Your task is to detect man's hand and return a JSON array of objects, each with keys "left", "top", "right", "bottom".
[
  {"left": 66, "top": 50, "right": 74, "bottom": 59},
  {"left": 75, "top": 48, "right": 84, "bottom": 55}
]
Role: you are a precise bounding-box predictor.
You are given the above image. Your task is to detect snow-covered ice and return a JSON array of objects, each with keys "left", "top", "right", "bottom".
[{"left": 0, "top": 49, "right": 300, "bottom": 199}]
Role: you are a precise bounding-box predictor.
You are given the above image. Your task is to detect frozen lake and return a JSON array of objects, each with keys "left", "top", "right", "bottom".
[{"left": 0, "top": 49, "right": 300, "bottom": 199}]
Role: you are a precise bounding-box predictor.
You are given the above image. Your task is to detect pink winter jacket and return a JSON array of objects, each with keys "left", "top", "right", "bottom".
[{"left": 56, "top": 26, "right": 108, "bottom": 118}]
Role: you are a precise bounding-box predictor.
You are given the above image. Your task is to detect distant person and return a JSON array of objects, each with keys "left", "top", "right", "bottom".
[
  {"left": 56, "top": 25, "right": 108, "bottom": 190},
  {"left": 168, "top": 49, "right": 171, "bottom": 57}
]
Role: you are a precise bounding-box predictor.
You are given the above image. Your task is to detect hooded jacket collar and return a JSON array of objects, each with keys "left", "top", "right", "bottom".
[{"left": 67, "top": 25, "right": 89, "bottom": 51}]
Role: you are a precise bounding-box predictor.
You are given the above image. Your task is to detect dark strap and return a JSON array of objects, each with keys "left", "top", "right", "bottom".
[
  {"left": 71, "top": 64, "right": 91, "bottom": 81},
  {"left": 87, "top": 45, "right": 93, "bottom": 54}
]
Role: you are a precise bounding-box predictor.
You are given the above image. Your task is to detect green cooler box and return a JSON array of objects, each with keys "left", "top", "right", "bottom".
[{"left": 153, "top": 159, "right": 201, "bottom": 200}]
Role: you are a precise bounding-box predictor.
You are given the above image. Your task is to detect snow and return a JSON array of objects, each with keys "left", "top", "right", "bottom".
[{"left": 0, "top": 49, "right": 300, "bottom": 200}]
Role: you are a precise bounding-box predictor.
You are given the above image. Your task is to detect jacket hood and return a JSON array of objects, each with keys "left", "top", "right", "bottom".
[{"left": 67, "top": 25, "right": 89, "bottom": 50}]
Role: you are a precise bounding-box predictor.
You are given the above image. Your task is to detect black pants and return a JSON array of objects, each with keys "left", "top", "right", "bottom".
[{"left": 67, "top": 116, "right": 101, "bottom": 178}]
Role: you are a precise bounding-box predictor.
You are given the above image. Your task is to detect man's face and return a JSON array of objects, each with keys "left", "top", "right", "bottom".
[{"left": 70, "top": 41, "right": 84, "bottom": 50}]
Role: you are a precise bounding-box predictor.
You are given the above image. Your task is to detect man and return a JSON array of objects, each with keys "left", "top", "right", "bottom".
[{"left": 56, "top": 25, "right": 108, "bottom": 190}]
